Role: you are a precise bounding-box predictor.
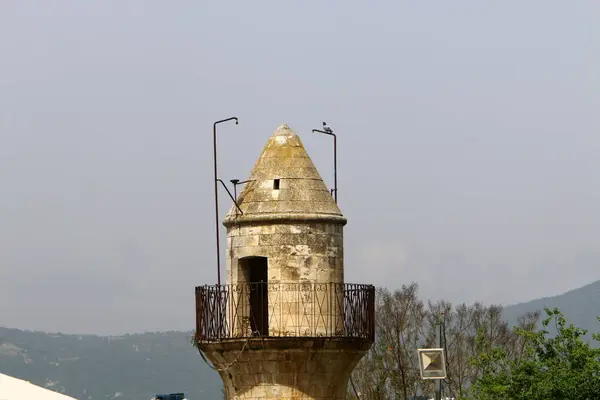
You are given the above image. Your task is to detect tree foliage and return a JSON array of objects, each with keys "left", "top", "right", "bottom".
[{"left": 470, "top": 308, "right": 600, "bottom": 400}]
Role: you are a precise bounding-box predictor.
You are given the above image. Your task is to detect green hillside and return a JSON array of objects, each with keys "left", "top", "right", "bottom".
[{"left": 0, "top": 328, "right": 220, "bottom": 399}]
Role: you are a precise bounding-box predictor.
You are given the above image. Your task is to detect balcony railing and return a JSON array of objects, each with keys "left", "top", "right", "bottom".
[{"left": 195, "top": 282, "right": 375, "bottom": 342}]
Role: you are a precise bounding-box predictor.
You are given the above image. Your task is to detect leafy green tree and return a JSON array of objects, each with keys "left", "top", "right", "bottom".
[{"left": 470, "top": 308, "right": 600, "bottom": 400}]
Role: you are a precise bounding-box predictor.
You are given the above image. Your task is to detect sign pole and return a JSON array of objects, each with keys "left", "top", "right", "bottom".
[{"left": 435, "top": 320, "right": 442, "bottom": 400}]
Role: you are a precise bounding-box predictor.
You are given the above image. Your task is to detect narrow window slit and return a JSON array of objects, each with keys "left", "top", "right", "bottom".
[{"left": 273, "top": 179, "right": 280, "bottom": 190}]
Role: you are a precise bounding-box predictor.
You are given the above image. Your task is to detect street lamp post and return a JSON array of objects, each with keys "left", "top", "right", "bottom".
[
  {"left": 213, "top": 117, "right": 238, "bottom": 289},
  {"left": 312, "top": 128, "right": 338, "bottom": 203}
]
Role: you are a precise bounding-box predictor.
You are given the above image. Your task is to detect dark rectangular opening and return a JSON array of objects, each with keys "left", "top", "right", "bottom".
[
  {"left": 242, "top": 257, "right": 269, "bottom": 336},
  {"left": 273, "top": 179, "right": 280, "bottom": 190}
]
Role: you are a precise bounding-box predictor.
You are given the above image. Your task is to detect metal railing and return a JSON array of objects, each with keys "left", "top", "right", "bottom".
[{"left": 195, "top": 282, "right": 375, "bottom": 342}]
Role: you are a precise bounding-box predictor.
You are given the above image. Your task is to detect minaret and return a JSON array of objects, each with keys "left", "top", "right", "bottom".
[{"left": 195, "top": 124, "right": 374, "bottom": 400}]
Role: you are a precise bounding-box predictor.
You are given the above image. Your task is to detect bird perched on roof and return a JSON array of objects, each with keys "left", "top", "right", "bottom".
[{"left": 322, "top": 122, "right": 333, "bottom": 133}]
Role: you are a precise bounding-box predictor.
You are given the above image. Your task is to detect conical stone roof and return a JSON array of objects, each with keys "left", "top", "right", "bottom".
[{"left": 223, "top": 124, "right": 346, "bottom": 227}]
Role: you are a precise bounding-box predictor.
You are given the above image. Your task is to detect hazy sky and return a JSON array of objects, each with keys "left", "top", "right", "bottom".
[{"left": 1, "top": 1, "right": 599, "bottom": 335}]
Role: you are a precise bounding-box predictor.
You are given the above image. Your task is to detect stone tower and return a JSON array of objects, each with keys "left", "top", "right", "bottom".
[{"left": 195, "top": 124, "right": 374, "bottom": 399}]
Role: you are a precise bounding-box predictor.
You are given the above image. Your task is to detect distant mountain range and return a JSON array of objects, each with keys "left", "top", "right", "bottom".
[
  {"left": 503, "top": 279, "right": 600, "bottom": 337},
  {"left": 0, "top": 329, "right": 219, "bottom": 399},
  {"left": 1, "top": 281, "right": 599, "bottom": 399}
]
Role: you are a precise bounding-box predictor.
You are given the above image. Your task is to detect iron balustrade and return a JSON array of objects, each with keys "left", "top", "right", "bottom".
[{"left": 195, "top": 283, "right": 375, "bottom": 342}]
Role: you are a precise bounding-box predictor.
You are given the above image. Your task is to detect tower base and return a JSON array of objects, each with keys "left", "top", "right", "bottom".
[{"left": 199, "top": 338, "right": 371, "bottom": 400}]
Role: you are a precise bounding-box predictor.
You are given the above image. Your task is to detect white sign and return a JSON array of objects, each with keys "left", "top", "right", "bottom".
[{"left": 417, "top": 348, "right": 447, "bottom": 380}]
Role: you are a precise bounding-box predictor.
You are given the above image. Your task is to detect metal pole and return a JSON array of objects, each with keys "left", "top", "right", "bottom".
[
  {"left": 231, "top": 179, "right": 239, "bottom": 205},
  {"left": 332, "top": 133, "right": 337, "bottom": 203},
  {"left": 213, "top": 117, "right": 238, "bottom": 288},
  {"left": 312, "top": 129, "right": 338, "bottom": 203},
  {"left": 230, "top": 179, "right": 253, "bottom": 216},
  {"left": 435, "top": 317, "right": 442, "bottom": 400},
  {"left": 216, "top": 179, "right": 243, "bottom": 214}
]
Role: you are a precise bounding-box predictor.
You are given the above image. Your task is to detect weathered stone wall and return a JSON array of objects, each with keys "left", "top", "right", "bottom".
[
  {"left": 226, "top": 222, "right": 343, "bottom": 284},
  {"left": 225, "top": 221, "right": 344, "bottom": 337},
  {"left": 201, "top": 338, "right": 370, "bottom": 400}
]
